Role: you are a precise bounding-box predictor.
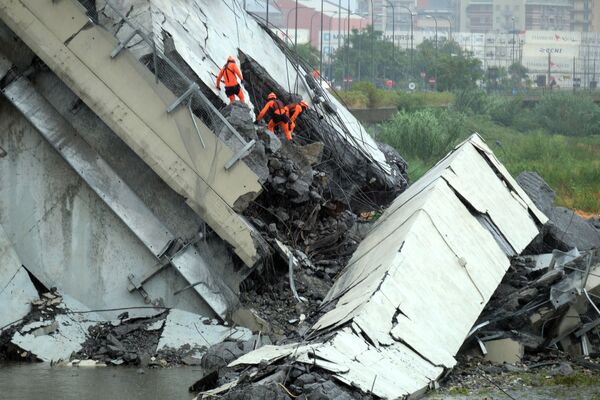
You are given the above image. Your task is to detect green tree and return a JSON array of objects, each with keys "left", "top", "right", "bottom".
[
  {"left": 507, "top": 62, "right": 529, "bottom": 88},
  {"left": 293, "top": 43, "right": 320, "bottom": 68},
  {"left": 415, "top": 39, "right": 483, "bottom": 92},
  {"left": 329, "top": 26, "right": 411, "bottom": 87}
]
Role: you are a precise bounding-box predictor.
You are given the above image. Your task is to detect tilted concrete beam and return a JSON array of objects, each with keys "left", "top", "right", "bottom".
[{"left": 0, "top": 0, "right": 267, "bottom": 267}]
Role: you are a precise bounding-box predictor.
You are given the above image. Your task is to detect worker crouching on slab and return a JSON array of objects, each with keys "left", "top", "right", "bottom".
[
  {"left": 286, "top": 100, "right": 309, "bottom": 136},
  {"left": 216, "top": 55, "right": 245, "bottom": 104},
  {"left": 254, "top": 92, "right": 292, "bottom": 141}
]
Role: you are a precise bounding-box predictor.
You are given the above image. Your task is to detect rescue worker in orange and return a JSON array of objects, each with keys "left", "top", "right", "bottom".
[
  {"left": 254, "top": 93, "right": 292, "bottom": 141},
  {"left": 216, "top": 56, "right": 245, "bottom": 104},
  {"left": 286, "top": 100, "right": 309, "bottom": 135}
]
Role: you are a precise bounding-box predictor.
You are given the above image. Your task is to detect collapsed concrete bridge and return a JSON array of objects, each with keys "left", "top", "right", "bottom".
[
  {"left": 0, "top": 0, "right": 405, "bottom": 321},
  {"left": 0, "top": 1, "right": 557, "bottom": 399}
]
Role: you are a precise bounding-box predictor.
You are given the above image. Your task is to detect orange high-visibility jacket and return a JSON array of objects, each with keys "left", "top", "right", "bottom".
[
  {"left": 286, "top": 103, "right": 303, "bottom": 122},
  {"left": 216, "top": 62, "right": 243, "bottom": 88},
  {"left": 256, "top": 99, "right": 288, "bottom": 122}
]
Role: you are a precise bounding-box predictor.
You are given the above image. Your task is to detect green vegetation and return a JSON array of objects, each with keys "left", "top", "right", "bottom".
[
  {"left": 379, "top": 109, "right": 465, "bottom": 161},
  {"left": 287, "top": 25, "right": 599, "bottom": 213},
  {"left": 548, "top": 372, "right": 599, "bottom": 386},
  {"left": 367, "top": 90, "right": 600, "bottom": 213},
  {"left": 447, "top": 387, "right": 469, "bottom": 395},
  {"left": 321, "top": 28, "right": 483, "bottom": 91},
  {"left": 335, "top": 83, "right": 454, "bottom": 109}
]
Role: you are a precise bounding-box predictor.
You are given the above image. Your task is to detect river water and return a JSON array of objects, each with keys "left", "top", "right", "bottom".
[
  {"left": 0, "top": 363, "right": 201, "bottom": 400},
  {"left": 2, "top": 363, "right": 599, "bottom": 400}
]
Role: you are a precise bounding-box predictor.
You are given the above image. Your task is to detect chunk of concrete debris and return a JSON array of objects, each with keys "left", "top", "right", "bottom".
[
  {"left": 549, "top": 362, "right": 575, "bottom": 377},
  {"left": 71, "top": 359, "right": 107, "bottom": 368},
  {"left": 231, "top": 308, "right": 271, "bottom": 333},
  {"left": 483, "top": 339, "right": 524, "bottom": 364},
  {"left": 299, "top": 142, "right": 324, "bottom": 166},
  {"left": 516, "top": 171, "right": 555, "bottom": 216},
  {"left": 10, "top": 295, "right": 102, "bottom": 362},
  {"left": 157, "top": 309, "right": 252, "bottom": 359},
  {"left": 257, "top": 127, "right": 281, "bottom": 154},
  {"left": 518, "top": 171, "right": 600, "bottom": 251}
]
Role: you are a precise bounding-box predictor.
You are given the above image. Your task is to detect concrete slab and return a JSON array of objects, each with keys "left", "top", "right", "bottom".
[
  {"left": 157, "top": 309, "right": 252, "bottom": 358},
  {"left": 484, "top": 339, "right": 524, "bottom": 364},
  {"left": 10, "top": 295, "right": 103, "bottom": 362}
]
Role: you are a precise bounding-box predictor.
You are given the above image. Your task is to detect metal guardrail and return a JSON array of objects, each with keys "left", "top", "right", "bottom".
[{"left": 101, "top": 0, "right": 255, "bottom": 170}]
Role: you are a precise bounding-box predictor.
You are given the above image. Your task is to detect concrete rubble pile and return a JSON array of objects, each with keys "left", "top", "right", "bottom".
[
  {"left": 183, "top": 134, "right": 556, "bottom": 399},
  {"left": 458, "top": 171, "right": 600, "bottom": 368}
]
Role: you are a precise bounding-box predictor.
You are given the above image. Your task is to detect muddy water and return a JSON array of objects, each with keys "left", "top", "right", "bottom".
[
  {"left": 2, "top": 363, "right": 599, "bottom": 400},
  {"left": 0, "top": 363, "right": 201, "bottom": 400}
]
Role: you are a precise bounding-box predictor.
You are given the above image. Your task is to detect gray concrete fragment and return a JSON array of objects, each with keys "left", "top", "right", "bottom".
[
  {"left": 157, "top": 309, "right": 252, "bottom": 358},
  {"left": 547, "top": 207, "right": 600, "bottom": 251},
  {"left": 517, "top": 171, "right": 556, "bottom": 215},
  {"left": 549, "top": 362, "right": 575, "bottom": 376},
  {"left": 518, "top": 171, "right": 600, "bottom": 251},
  {"left": 10, "top": 295, "right": 103, "bottom": 362},
  {"left": 218, "top": 102, "right": 269, "bottom": 183}
]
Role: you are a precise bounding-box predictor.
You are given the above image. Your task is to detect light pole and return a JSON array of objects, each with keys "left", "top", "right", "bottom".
[
  {"left": 346, "top": 0, "right": 351, "bottom": 89},
  {"left": 286, "top": 2, "right": 306, "bottom": 49},
  {"left": 338, "top": 1, "right": 342, "bottom": 87},
  {"left": 338, "top": 1, "right": 342, "bottom": 60},
  {"left": 384, "top": 1, "right": 396, "bottom": 67},
  {"left": 266, "top": 0, "right": 269, "bottom": 27},
  {"left": 511, "top": 16, "right": 516, "bottom": 65},
  {"left": 396, "top": 5, "right": 414, "bottom": 80},
  {"left": 358, "top": 18, "right": 363, "bottom": 81},
  {"left": 328, "top": 12, "right": 338, "bottom": 82},
  {"left": 422, "top": 14, "right": 438, "bottom": 90},
  {"left": 369, "top": 0, "right": 375, "bottom": 84},
  {"left": 320, "top": 0, "right": 324, "bottom": 84}
]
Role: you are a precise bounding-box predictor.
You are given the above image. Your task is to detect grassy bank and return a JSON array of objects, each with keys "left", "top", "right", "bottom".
[
  {"left": 369, "top": 91, "right": 600, "bottom": 213},
  {"left": 468, "top": 117, "right": 600, "bottom": 213}
]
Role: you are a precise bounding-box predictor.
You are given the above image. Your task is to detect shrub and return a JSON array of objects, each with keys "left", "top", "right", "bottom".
[
  {"left": 534, "top": 93, "right": 600, "bottom": 136},
  {"left": 488, "top": 96, "right": 525, "bottom": 127},
  {"left": 349, "top": 82, "right": 379, "bottom": 108},
  {"left": 452, "top": 88, "right": 491, "bottom": 115},
  {"left": 336, "top": 90, "right": 369, "bottom": 108},
  {"left": 378, "top": 109, "right": 468, "bottom": 161},
  {"left": 396, "top": 92, "right": 426, "bottom": 112}
]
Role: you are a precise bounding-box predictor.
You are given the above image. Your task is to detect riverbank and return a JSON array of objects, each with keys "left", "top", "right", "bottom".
[{"left": 427, "top": 358, "right": 600, "bottom": 400}]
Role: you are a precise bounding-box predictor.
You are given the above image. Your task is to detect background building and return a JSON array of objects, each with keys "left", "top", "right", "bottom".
[
  {"left": 526, "top": 0, "right": 572, "bottom": 31},
  {"left": 459, "top": 0, "right": 599, "bottom": 33},
  {"left": 572, "top": 0, "right": 592, "bottom": 31},
  {"left": 592, "top": 0, "right": 600, "bottom": 31}
]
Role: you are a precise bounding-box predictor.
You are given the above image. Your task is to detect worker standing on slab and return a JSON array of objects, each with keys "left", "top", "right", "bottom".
[
  {"left": 255, "top": 93, "right": 292, "bottom": 141},
  {"left": 286, "top": 100, "right": 309, "bottom": 135},
  {"left": 216, "top": 55, "right": 245, "bottom": 104}
]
